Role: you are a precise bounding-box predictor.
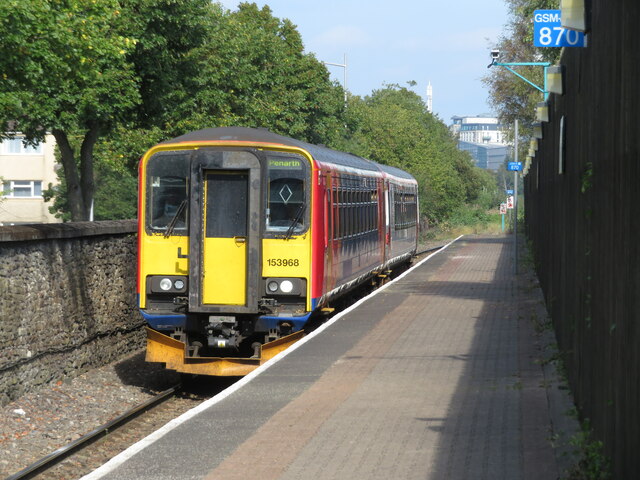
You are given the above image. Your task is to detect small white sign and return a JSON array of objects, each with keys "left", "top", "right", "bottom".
[
  {"left": 506, "top": 196, "right": 514, "bottom": 209},
  {"left": 500, "top": 203, "right": 507, "bottom": 215}
]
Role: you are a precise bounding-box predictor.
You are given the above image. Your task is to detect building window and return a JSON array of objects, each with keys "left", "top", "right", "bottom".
[
  {"left": 1, "top": 137, "right": 43, "bottom": 155},
  {"left": 2, "top": 180, "right": 43, "bottom": 197}
]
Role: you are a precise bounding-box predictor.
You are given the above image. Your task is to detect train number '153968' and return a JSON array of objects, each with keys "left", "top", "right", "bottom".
[{"left": 267, "top": 258, "right": 300, "bottom": 267}]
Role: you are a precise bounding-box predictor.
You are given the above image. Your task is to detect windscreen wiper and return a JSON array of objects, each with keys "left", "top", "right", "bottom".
[
  {"left": 284, "top": 203, "right": 305, "bottom": 240},
  {"left": 164, "top": 199, "right": 187, "bottom": 238}
]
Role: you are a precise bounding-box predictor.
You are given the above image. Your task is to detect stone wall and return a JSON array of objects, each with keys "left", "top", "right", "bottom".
[{"left": 0, "top": 220, "right": 142, "bottom": 405}]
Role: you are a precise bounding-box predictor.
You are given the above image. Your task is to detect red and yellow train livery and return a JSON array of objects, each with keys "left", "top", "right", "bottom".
[{"left": 138, "top": 127, "right": 418, "bottom": 376}]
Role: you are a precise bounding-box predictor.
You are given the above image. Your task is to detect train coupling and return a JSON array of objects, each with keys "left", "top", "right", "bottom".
[
  {"left": 206, "top": 316, "right": 239, "bottom": 349},
  {"left": 258, "top": 298, "right": 278, "bottom": 313}
]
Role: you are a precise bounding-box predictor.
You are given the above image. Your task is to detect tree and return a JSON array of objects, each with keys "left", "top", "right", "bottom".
[
  {"left": 119, "top": 0, "right": 217, "bottom": 129},
  {"left": 0, "top": 0, "right": 141, "bottom": 221},
  {"left": 342, "top": 84, "right": 491, "bottom": 224},
  {"left": 0, "top": 0, "right": 216, "bottom": 221},
  {"left": 169, "top": 2, "right": 346, "bottom": 144},
  {"left": 483, "top": 0, "right": 561, "bottom": 139}
]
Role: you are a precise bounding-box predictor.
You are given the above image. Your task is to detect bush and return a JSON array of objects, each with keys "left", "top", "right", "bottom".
[{"left": 447, "top": 205, "right": 491, "bottom": 227}]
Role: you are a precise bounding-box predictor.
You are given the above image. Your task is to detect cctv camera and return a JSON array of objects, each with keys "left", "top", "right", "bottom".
[{"left": 491, "top": 49, "right": 500, "bottom": 60}]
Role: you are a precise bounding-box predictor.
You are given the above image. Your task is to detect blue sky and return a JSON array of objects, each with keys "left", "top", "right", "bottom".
[{"left": 217, "top": 0, "right": 510, "bottom": 124}]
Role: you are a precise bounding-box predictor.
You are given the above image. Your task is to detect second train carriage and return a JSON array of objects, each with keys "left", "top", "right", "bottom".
[{"left": 138, "top": 127, "right": 418, "bottom": 376}]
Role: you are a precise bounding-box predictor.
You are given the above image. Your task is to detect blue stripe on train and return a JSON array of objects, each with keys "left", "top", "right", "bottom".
[{"left": 140, "top": 309, "right": 314, "bottom": 332}]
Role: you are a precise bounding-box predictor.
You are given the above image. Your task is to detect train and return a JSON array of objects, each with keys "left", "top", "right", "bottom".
[{"left": 138, "top": 127, "right": 419, "bottom": 376}]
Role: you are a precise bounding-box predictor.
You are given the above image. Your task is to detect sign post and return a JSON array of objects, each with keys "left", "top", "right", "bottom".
[
  {"left": 513, "top": 119, "right": 518, "bottom": 274},
  {"left": 500, "top": 203, "right": 507, "bottom": 232}
]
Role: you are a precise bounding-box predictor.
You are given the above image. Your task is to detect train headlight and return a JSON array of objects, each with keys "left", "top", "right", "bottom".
[
  {"left": 148, "top": 276, "right": 188, "bottom": 294},
  {"left": 264, "top": 278, "right": 304, "bottom": 296},
  {"left": 280, "top": 280, "right": 294, "bottom": 293}
]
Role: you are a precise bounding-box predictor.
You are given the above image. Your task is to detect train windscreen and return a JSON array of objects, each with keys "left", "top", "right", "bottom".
[
  {"left": 146, "top": 152, "right": 190, "bottom": 235},
  {"left": 265, "top": 154, "right": 308, "bottom": 235}
]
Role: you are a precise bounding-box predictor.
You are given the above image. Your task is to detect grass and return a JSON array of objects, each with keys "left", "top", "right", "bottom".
[{"left": 421, "top": 207, "right": 505, "bottom": 244}]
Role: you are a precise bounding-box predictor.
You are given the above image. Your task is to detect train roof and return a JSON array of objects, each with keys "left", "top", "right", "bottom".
[{"left": 163, "top": 127, "right": 416, "bottom": 181}]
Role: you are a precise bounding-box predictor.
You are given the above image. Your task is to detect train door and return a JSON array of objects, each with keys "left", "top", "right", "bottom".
[{"left": 189, "top": 149, "right": 262, "bottom": 313}]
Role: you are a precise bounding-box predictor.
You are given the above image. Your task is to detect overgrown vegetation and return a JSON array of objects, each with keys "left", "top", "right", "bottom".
[{"left": 564, "top": 420, "right": 611, "bottom": 480}]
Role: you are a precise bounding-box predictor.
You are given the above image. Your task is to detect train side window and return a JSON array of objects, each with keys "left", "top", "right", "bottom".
[
  {"left": 346, "top": 190, "right": 351, "bottom": 237},
  {"left": 343, "top": 189, "right": 349, "bottom": 238},
  {"left": 146, "top": 151, "right": 190, "bottom": 235},
  {"left": 349, "top": 190, "right": 355, "bottom": 236},
  {"left": 336, "top": 188, "right": 340, "bottom": 240},
  {"left": 340, "top": 192, "right": 345, "bottom": 240},
  {"left": 356, "top": 190, "right": 360, "bottom": 235}
]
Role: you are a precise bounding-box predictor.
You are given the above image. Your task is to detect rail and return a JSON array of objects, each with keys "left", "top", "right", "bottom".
[{"left": 5, "top": 384, "right": 181, "bottom": 480}]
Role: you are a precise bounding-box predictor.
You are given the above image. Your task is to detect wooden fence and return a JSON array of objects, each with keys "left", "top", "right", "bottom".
[{"left": 523, "top": 1, "right": 640, "bottom": 477}]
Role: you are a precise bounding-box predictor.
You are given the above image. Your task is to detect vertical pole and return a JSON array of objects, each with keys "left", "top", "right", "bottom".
[
  {"left": 343, "top": 53, "right": 348, "bottom": 107},
  {"left": 514, "top": 119, "right": 519, "bottom": 274},
  {"left": 502, "top": 213, "right": 505, "bottom": 232}
]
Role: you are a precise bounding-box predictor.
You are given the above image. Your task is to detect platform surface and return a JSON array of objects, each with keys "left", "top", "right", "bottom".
[{"left": 84, "top": 235, "right": 566, "bottom": 480}]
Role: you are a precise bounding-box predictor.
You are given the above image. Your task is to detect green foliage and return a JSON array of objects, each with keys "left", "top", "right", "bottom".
[
  {"left": 483, "top": 0, "right": 561, "bottom": 142},
  {"left": 167, "top": 2, "right": 345, "bottom": 144},
  {"left": 93, "top": 162, "right": 138, "bottom": 220},
  {"left": 2, "top": 1, "right": 501, "bottom": 224},
  {"left": 90, "top": 125, "right": 165, "bottom": 219},
  {"left": 0, "top": 0, "right": 143, "bottom": 220},
  {"left": 43, "top": 123, "right": 161, "bottom": 221},
  {"left": 565, "top": 420, "right": 611, "bottom": 480},
  {"left": 0, "top": 0, "right": 217, "bottom": 220},
  {"left": 44, "top": 158, "right": 138, "bottom": 221},
  {"left": 341, "top": 84, "right": 498, "bottom": 224},
  {"left": 581, "top": 162, "right": 594, "bottom": 193},
  {"left": 446, "top": 205, "right": 492, "bottom": 227},
  {"left": 0, "top": 0, "right": 140, "bottom": 137},
  {"left": 119, "top": 0, "right": 216, "bottom": 129}
]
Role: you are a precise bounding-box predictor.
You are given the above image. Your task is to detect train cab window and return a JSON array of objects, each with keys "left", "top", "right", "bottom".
[
  {"left": 146, "top": 152, "right": 190, "bottom": 235},
  {"left": 265, "top": 154, "right": 308, "bottom": 235}
]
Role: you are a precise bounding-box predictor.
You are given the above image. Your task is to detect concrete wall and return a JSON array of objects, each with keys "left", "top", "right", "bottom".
[
  {"left": 524, "top": 1, "right": 640, "bottom": 477},
  {"left": 0, "top": 220, "right": 141, "bottom": 405},
  {"left": 0, "top": 133, "right": 61, "bottom": 225}
]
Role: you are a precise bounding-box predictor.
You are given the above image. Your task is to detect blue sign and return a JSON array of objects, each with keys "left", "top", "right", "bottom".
[
  {"left": 507, "top": 162, "right": 523, "bottom": 172},
  {"left": 534, "top": 10, "right": 586, "bottom": 48},
  {"left": 506, "top": 189, "right": 514, "bottom": 195}
]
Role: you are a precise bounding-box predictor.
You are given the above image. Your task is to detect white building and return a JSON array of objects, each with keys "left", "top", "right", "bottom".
[
  {"left": 451, "top": 115, "right": 509, "bottom": 170},
  {"left": 0, "top": 133, "right": 61, "bottom": 224}
]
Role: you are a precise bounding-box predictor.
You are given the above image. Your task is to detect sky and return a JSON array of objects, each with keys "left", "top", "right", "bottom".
[{"left": 217, "top": 0, "right": 511, "bottom": 125}]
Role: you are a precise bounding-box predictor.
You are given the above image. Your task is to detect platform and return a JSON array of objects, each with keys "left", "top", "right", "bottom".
[{"left": 82, "top": 235, "right": 573, "bottom": 480}]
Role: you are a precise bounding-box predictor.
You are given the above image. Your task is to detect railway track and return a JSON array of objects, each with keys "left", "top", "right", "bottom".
[{"left": 5, "top": 379, "right": 232, "bottom": 480}]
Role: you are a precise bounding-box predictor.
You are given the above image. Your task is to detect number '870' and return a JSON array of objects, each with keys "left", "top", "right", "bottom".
[{"left": 538, "top": 27, "right": 582, "bottom": 46}]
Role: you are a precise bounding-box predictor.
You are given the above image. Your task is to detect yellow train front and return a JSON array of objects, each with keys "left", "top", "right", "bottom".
[{"left": 138, "top": 127, "right": 418, "bottom": 376}]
